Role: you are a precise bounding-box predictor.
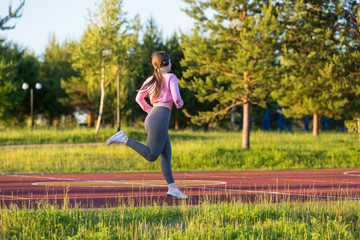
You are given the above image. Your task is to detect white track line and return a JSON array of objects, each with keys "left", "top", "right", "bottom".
[
  {"left": 10, "top": 175, "right": 79, "bottom": 181},
  {"left": 0, "top": 195, "right": 30, "bottom": 200},
  {"left": 32, "top": 180, "right": 227, "bottom": 188},
  {"left": 5, "top": 172, "right": 360, "bottom": 202},
  {"left": 186, "top": 186, "right": 360, "bottom": 201},
  {"left": 344, "top": 171, "right": 360, "bottom": 177}
]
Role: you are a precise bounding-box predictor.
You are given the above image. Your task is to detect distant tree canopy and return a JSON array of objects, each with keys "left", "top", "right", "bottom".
[
  {"left": 0, "top": 0, "right": 359, "bottom": 142},
  {"left": 271, "top": 0, "right": 356, "bottom": 136},
  {"left": 0, "top": 0, "right": 26, "bottom": 126}
]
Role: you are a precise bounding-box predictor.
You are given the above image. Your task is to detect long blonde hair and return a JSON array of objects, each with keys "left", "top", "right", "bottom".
[{"left": 140, "top": 51, "right": 169, "bottom": 103}]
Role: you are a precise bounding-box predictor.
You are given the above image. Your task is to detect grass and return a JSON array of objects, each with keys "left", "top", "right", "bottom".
[
  {"left": 1, "top": 197, "right": 360, "bottom": 239},
  {"left": 1, "top": 128, "right": 360, "bottom": 239},
  {"left": 0, "top": 128, "right": 358, "bottom": 174},
  {"left": 0, "top": 127, "right": 115, "bottom": 145}
]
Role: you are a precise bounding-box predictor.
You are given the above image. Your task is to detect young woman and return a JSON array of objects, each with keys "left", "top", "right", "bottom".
[{"left": 107, "top": 51, "right": 187, "bottom": 199}]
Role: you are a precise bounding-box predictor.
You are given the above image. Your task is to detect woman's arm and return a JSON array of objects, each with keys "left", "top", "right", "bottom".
[
  {"left": 169, "top": 75, "right": 184, "bottom": 109},
  {"left": 135, "top": 89, "right": 153, "bottom": 113}
]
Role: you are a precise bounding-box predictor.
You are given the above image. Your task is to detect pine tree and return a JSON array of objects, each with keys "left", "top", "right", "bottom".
[
  {"left": 40, "top": 36, "right": 76, "bottom": 127},
  {"left": 181, "top": 0, "right": 282, "bottom": 149},
  {"left": 138, "top": 17, "right": 165, "bottom": 80},
  {"left": 271, "top": 0, "right": 348, "bottom": 136},
  {"left": 336, "top": 0, "right": 360, "bottom": 147},
  {"left": 17, "top": 54, "right": 43, "bottom": 126},
  {"left": 0, "top": 0, "right": 26, "bottom": 126},
  {"left": 0, "top": 42, "right": 24, "bottom": 126},
  {"left": 128, "top": 16, "right": 165, "bottom": 122}
]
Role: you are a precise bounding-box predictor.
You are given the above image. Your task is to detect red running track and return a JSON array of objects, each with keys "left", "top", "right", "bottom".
[{"left": 1, "top": 169, "right": 360, "bottom": 208}]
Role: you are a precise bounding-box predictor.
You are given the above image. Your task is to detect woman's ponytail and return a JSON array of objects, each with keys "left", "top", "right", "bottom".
[{"left": 139, "top": 51, "right": 169, "bottom": 103}]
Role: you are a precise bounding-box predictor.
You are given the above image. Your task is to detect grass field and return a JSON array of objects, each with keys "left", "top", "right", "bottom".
[
  {"left": 0, "top": 128, "right": 358, "bottom": 174},
  {"left": 1, "top": 197, "right": 359, "bottom": 239},
  {"left": 1, "top": 128, "right": 359, "bottom": 239}
]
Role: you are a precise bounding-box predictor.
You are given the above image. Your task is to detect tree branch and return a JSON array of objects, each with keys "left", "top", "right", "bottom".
[
  {"left": 0, "top": 0, "right": 25, "bottom": 30},
  {"left": 183, "top": 100, "right": 244, "bottom": 122},
  {"left": 105, "top": 67, "right": 119, "bottom": 88}
]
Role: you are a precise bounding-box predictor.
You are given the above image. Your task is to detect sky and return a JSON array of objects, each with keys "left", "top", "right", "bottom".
[{"left": 0, "top": 0, "right": 195, "bottom": 56}]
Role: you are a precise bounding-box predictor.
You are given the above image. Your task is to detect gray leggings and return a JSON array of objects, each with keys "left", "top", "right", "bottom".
[{"left": 125, "top": 106, "right": 174, "bottom": 184}]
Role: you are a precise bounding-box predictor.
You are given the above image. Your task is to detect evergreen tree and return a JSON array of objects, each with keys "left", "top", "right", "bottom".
[
  {"left": 17, "top": 54, "right": 43, "bottom": 126},
  {"left": 0, "top": 44, "right": 42, "bottom": 128},
  {"left": 130, "top": 16, "right": 165, "bottom": 122},
  {"left": 138, "top": 17, "right": 165, "bottom": 81},
  {"left": 0, "top": 42, "right": 24, "bottom": 125},
  {"left": 40, "top": 36, "right": 77, "bottom": 127},
  {"left": 336, "top": 0, "right": 360, "bottom": 147},
  {"left": 0, "top": 0, "right": 26, "bottom": 126},
  {"left": 181, "top": 0, "right": 282, "bottom": 149},
  {"left": 271, "top": 0, "right": 348, "bottom": 136}
]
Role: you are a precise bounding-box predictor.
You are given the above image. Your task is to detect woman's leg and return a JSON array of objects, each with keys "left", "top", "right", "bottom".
[
  {"left": 125, "top": 107, "right": 171, "bottom": 162},
  {"left": 160, "top": 133, "right": 174, "bottom": 184}
]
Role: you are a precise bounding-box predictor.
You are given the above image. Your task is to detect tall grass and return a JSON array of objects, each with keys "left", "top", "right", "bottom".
[
  {"left": 0, "top": 129, "right": 358, "bottom": 174},
  {"left": 1, "top": 197, "right": 359, "bottom": 239}
]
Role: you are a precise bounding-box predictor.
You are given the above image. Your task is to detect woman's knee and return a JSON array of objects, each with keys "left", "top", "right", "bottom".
[{"left": 147, "top": 154, "right": 159, "bottom": 162}]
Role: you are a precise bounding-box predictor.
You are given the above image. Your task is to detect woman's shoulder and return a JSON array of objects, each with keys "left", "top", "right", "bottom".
[
  {"left": 142, "top": 76, "right": 153, "bottom": 85},
  {"left": 145, "top": 75, "right": 153, "bottom": 81},
  {"left": 163, "top": 73, "right": 178, "bottom": 82}
]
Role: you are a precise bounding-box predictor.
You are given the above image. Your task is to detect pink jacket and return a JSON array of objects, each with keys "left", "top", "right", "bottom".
[{"left": 136, "top": 73, "right": 184, "bottom": 112}]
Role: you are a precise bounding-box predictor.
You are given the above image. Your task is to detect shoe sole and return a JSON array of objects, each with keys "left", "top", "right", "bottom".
[
  {"left": 166, "top": 193, "right": 188, "bottom": 199},
  {"left": 107, "top": 130, "right": 125, "bottom": 146}
]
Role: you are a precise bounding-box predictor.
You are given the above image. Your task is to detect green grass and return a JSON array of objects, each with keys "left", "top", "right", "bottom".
[
  {"left": 1, "top": 198, "right": 360, "bottom": 239},
  {"left": 0, "top": 128, "right": 358, "bottom": 174},
  {"left": 1, "top": 128, "right": 360, "bottom": 239},
  {"left": 0, "top": 128, "right": 116, "bottom": 145}
]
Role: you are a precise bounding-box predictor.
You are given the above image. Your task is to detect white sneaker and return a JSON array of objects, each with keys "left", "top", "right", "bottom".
[
  {"left": 167, "top": 188, "right": 188, "bottom": 199},
  {"left": 107, "top": 130, "right": 128, "bottom": 146}
]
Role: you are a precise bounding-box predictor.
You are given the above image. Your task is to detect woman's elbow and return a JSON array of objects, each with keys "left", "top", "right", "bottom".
[
  {"left": 135, "top": 95, "right": 141, "bottom": 104},
  {"left": 174, "top": 99, "right": 183, "bottom": 108}
]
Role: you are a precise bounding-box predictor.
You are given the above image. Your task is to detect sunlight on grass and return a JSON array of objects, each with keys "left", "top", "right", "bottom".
[
  {"left": 0, "top": 129, "right": 358, "bottom": 174},
  {"left": 0, "top": 128, "right": 359, "bottom": 238},
  {"left": 0, "top": 197, "right": 359, "bottom": 239}
]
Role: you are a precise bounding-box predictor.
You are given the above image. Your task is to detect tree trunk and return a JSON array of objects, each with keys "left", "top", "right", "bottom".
[
  {"left": 242, "top": 101, "right": 251, "bottom": 150},
  {"left": 66, "top": 115, "right": 72, "bottom": 128},
  {"left": 95, "top": 59, "right": 105, "bottom": 134},
  {"left": 65, "top": 115, "right": 69, "bottom": 128},
  {"left": 175, "top": 119, "right": 179, "bottom": 130},
  {"left": 313, "top": 113, "right": 318, "bottom": 136},
  {"left": 242, "top": 72, "right": 251, "bottom": 150},
  {"left": 87, "top": 111, "right": 93, "bottom": 127},
  {"left": 116, "top": 70, "right": 121, "bottom": 132},
  {"left": 53, "top": 118, "right": 59, "bottom": 128},
  {"left": 48, "top": 115, "right": 53, "bottom": 127}
]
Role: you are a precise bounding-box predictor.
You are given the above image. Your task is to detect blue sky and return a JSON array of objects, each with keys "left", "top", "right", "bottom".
[{"left": 0, "top": 0, "right": 195, "bottom": 56}]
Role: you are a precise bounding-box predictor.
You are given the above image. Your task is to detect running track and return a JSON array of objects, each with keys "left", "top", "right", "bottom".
[{"left": 1, "top": 169, "right": 360, "bottom": 208}]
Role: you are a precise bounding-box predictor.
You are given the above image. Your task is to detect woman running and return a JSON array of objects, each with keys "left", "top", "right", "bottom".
[{"left": 106, "top": 51, "right": 187, "bottom": 199}]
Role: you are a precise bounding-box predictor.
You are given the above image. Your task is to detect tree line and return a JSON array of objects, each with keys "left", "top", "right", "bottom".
[{"left": 1, "top": 0, "right": 359, "bottom": 149}]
